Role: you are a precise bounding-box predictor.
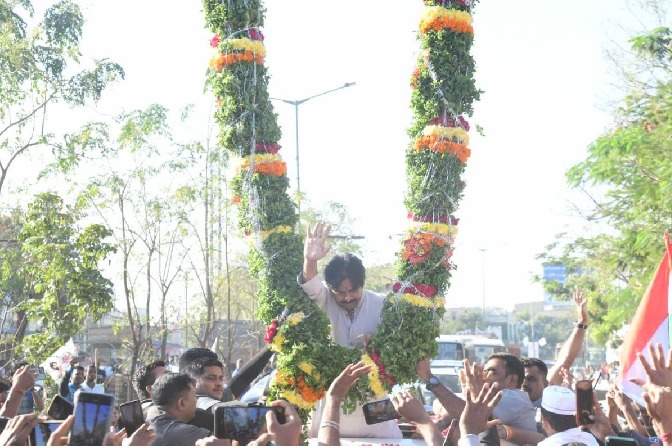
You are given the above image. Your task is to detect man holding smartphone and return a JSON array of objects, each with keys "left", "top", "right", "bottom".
[
  {"left": 537, "top": 385, "right": 599, "bottom": 446},
  {"left": 12, "top": 362, "right": 43, "bottom": 415}
]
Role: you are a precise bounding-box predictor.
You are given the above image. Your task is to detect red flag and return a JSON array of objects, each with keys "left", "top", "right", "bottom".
[{"left": 619, "top": 232, "right": 672, "bottom": 404}]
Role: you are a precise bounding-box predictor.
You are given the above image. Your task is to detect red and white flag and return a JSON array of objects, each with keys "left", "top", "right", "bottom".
[{"left": 619, "top": 232, "right": 672, "bottom": 404}]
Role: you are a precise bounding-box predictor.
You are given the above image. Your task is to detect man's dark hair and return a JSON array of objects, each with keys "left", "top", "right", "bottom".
[
  {"left": 324, "top": 253, "right": 365, "bottom": 290},
  {"left": 152, "top": 373, "right": 195, "bottom": 407},
  {"left": 185, "top": 357, "right": 225, "bottom": 381},
  {"left": 522, "top": 357, "right": 548, "bottom": 377},
  {"left": 179, "top": 348, "right": 218, "bottom": 373},
  {"left": 489, "top": 353, "right": 525, "bottom": 388},
  {"left": 540, "top": 407, "right": 577, "bottom": 433},
  {"left": 134, "top": 360, "right": 166, "bottom": 400},
  {"left": 74, "top": 366, "right": 85, "bottom": 372}
]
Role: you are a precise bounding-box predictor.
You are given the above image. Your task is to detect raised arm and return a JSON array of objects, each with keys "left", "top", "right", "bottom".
[
  {"left": 548, "top": 290, "right": 589, "bottom": 385},
  {"left": 416, "top": 357, "right": 466, "bottom": 419},
  {"left": 302, "top": 222, "right": 332, "bottom": 282},
  {"left": 0, "top": 366, "right": 34, "bottom": 418},
  {"left": 59, "top": 359, "right": 76, "bottom": 398},
  {"left": 390, "top": 390, "right": 443, "bottom": 446},
  {"left": 318, "top": 361, "right": 372, "bottom": 446}
]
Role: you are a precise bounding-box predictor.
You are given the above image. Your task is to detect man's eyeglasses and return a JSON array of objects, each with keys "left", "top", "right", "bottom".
[{"left": 330, "top": 288, "right": 360, "bottom": 299}]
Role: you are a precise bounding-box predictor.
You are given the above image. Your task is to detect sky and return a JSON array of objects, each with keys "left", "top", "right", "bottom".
[{"left": 26, "top": 0, "right": 662, "bottom": 311}]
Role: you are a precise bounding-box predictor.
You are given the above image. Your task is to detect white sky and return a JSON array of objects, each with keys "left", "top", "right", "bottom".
[{"left": 20, "top": 0, "right": 659, "bottom": 311}]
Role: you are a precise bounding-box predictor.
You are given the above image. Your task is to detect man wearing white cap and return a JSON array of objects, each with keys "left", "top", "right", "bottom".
[{"left": 538, "top": 385, "right": 599, "bottom": 446}]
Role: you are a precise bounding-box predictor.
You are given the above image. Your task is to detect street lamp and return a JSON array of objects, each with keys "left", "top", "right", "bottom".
[{"left": 271, "top": 81, "right": 356, "bottom": 215}]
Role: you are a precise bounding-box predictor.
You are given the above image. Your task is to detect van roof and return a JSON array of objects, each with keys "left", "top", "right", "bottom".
[{"left": 436, "top": 334, "right": 504, "bottom": 344}]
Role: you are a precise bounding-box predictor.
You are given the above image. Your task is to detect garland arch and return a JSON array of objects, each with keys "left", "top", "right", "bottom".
[{"left": 202, "top": 0, "right": 479, "bottom": 420}]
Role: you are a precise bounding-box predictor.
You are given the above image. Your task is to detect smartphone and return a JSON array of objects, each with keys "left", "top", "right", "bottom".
[
  {"left": 46, "top": 395, "right": 74, "bottom": 420},
  {"left": 69, "top": 391, "right": 115, "bottom": 446},
  {"left": 119, "top": 399, "right": 145, "bottom": 436},
  {"left": 30, "top": 420, "right": 63, "bottom": 446},
  {"left": 575, "top": 379, "right": 593, "bottom": 426},
  {"left": 604, "top": 436, "right": 638, "bottom": 445},
  {"left": 362, "top": 398, "right": 401, "bottom": 425},
  {"left": 0, "top": 416, "right": 9, "bottom": 431},
  {"left": 213, "top": 404, "right": 285, "bottom": 444}
]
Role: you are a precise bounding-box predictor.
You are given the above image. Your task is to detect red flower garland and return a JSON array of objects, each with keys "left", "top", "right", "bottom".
[
  {"left": 392, "top": 282, "right": 438, "bottom": 298},
  {"left": 428, "top": 115, "right": 470, "bottom": 132},
  {"left": 255, "top": 142, "right": 280, "bottom": 154},
  {"left": 249, "top": 28, "right": 265, "bottom": 42},
  {"left": 370, "top": 351, "right": 395, "bottom": 386},
  {"left": 264, "top": 319, "right": 279, "bottom": 343}
]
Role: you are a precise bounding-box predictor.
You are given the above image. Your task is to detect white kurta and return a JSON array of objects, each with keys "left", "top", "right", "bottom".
[
  {"left": 299, "top": 274, "right": 402, "bottom": 439},
  {"left": 299, "top": 274, "right": 385, "bottom": 348}
]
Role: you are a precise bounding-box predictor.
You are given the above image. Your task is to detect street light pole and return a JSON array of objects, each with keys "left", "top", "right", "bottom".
[
  {"left": 479, "top": 248, "right": 486, "bottom": 331},
  {"left": 271, "top": 82, "right": 356, "bottom": 216}
]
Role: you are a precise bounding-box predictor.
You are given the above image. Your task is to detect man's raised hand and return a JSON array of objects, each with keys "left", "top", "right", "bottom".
[
  {"left": 460, "top": 382, "right": 502, "bottom": 437},
  {"left": 304, "top": 222, "right": 332, "bottom": 262},
  {"left": 635, "top": 343, "right": 672, "bottom": 388},
  {"left": 573, "top": 290, "right": 589, "bottom": 324}
]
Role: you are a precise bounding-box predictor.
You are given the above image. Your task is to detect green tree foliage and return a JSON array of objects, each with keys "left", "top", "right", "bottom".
[
  {"left": 9, "top": 192, "right": 115, "bottom": 363},
  {"left": 0, "top": 0, "right": 124, "bottom": 195},
  {"left": 76, "top": 105, "right": 197, "bottom": 380},
  {"left": 515, "top": 312, "right": 575, "bottom": 361},
  {"left": 537, "top": 23, "right": 672, "bottom": 345}
]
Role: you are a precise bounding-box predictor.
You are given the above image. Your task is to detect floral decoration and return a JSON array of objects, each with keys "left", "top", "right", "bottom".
[
  {"left": 203, "top": 0, "right": 479, "bottom": 425},
  {"left": 370, "top": 0, "right": 480, "bottom": 384}
]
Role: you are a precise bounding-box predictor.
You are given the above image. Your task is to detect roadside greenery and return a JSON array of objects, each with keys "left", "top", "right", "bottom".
[{"left": 536, "top": 17, "right": 672, "bottom": 345}]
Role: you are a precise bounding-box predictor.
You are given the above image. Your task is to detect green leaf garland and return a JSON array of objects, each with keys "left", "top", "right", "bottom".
[{"left": 202, "top": 0, "right": 479, "bottom": 425}]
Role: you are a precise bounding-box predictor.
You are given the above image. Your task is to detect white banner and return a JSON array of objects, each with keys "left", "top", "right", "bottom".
[{"left": 39, "top": 338, "right": 79, "bottom": 383}]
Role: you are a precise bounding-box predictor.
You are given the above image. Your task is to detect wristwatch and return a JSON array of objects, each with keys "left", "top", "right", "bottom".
[{"left": 425, "top": 374, "right": 441, "bottom": 391}]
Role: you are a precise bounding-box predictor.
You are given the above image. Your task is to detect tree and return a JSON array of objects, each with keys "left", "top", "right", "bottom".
[
  {"left": 536, "top": 18, "right": 672, "bottom": 345},
  {"left": 0, "top": 0, "right": 123, "bottom": 196},
  {"left": 76, "top": 104, "right": 195, "bottom": 387},
  {"left": 11, "top": 192, "right": 115, "bottom": 363}
]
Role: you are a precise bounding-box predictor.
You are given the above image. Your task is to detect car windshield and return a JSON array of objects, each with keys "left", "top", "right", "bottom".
[{"left": 435, "top": 373, "right": 461, "bottom": 394}]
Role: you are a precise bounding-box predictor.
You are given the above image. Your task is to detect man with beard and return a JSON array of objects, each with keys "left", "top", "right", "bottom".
[
  {"left": 298, "top": 221, "right": 401, "bottom": 439},
  {"left": 418, "top": 353, "right": 543, "bottom": 445},
  {"left": 185, "top": 357, "right": 233, "bottom": 411}
]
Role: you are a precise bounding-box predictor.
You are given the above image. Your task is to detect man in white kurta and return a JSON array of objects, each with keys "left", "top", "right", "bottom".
[{"left": 299, "top": 222, "right": 402, "bottom": 439}]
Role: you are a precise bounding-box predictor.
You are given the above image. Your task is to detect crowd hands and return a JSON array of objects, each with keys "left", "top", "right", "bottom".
[
  {"left": 1, "top": 229, "right": 668, "bottom": 448},
  {"left": 0, "top": 347, "right": 305, "bottom": 447}
]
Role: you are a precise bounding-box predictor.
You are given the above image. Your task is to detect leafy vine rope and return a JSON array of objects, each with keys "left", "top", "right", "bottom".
[{"left": 202, "top": 0, "right": 479, "bottom": 423}]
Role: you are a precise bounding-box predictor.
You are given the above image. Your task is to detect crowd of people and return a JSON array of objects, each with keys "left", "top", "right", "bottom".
[{"left": 0, "top": 221, "right": 668, "bottom": 446}]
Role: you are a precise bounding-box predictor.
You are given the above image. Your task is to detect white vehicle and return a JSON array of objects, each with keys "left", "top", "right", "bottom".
[{"left": 432, "top": 334, "right": 507, "bottom": 368}]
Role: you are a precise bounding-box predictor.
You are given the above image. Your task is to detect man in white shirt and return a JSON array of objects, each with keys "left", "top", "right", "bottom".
[
  {"left": 80, "top": 365, "right": 105, "bottom": 393},
  {"left": 299, "top": 222, "right": 401, "bottom": 439},
  {"left": 537, "top": 385, "right": 599, "bottom": 446}
]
